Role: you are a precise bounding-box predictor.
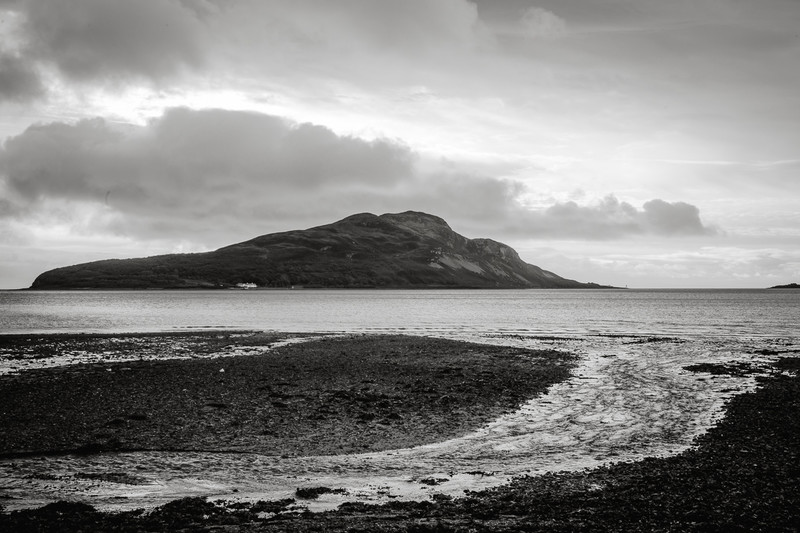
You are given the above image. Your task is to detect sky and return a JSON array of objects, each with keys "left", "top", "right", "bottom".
[{"left": 0, "top": 0, "right": 798, "bottom": 289}]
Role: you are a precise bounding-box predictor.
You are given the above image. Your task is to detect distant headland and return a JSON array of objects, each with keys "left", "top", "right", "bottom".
[{"left": 769, "top": 283, "right": 799, "bottom": 289}]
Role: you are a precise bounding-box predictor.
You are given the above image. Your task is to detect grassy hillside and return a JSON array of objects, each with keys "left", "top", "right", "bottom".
[{"left": 32, "top": 211, "right": 608, "bottom": 289}]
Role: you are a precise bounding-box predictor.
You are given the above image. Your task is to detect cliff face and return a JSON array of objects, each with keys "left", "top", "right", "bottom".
[{"left": 31, "top": 211, "right": 608, "bottom": 289}]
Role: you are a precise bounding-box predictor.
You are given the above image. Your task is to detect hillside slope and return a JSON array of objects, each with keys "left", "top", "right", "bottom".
[{"left": 31, "top": 211, "right": 609, "bottom": 289}]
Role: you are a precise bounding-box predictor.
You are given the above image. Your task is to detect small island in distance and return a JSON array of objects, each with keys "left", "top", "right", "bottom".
[
  {"left": 769, "top": 283, "right": 800, "bottom": 289},
  {"left": 31, "top": 211, "right": 614, "bottom": 290}
]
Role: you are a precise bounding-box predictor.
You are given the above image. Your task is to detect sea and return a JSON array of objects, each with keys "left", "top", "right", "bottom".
[
  {"left": 1, "top": 288, "right": 797, "bottom": 337},
  {"left": 1, "top": 288, "right": 798, "bottom": 511}
]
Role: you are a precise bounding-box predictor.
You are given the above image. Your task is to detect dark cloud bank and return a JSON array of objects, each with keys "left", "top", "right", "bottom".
[
  {"left": 0, "top": 0, "right": 487, "bottom": 102},
  {"left": 0, "top": 107, "right": 716, "bottom": 246},
  {"left": 0, "top": 51, "right": 45, "bottom": 102},
  {"left": 0, "top": 0, "right": 207, "bottom": 98}
]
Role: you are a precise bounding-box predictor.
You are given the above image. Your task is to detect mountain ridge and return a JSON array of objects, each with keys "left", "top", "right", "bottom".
[{"left": 31, "top": 211, "right": 612, "bottom": 289}]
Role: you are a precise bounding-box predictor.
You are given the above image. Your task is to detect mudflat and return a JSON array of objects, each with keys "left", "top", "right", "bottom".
[
  {"left": 3, "top": 355, "right": 798, "bottom": 532},
  {"left": 0, "top": 332, "right": 575, "bottom": 457},
  {"left": 3, "top": 334, "right": 797, "bottom": 531}
]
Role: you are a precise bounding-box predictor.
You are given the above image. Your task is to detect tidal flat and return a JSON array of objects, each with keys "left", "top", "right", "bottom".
[
  {"left": 0, "top": 333, "right": 574, "bottom": 458},
  {"left": 1, "top": 332, "right": 798, "bottom": 531}
]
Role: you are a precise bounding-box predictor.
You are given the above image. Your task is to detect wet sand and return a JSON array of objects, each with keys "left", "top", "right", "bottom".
[
  {"left": 0, "top": 333, "right": 573, "bottom": 457},
  {"left": 0, "top": 332, "right": 574, "bottom": 506},
  {"left": 1, "top": 332, "right": 798, "bottom": 531}
]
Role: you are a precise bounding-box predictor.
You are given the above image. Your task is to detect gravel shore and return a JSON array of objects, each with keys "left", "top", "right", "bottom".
[
  {"left": 0, "top": 333, "right": 574, "bottom": 458},
  {"left": 1, "top": 334, "right": 798, "bottom": 531}
]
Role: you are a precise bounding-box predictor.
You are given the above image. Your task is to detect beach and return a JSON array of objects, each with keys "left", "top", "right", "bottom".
[
  {"left": 0, "top": 332, "right": 574, "bottom": 458},
  {"left": 1, "top": 332, "right": 798, "bottom": 531}
]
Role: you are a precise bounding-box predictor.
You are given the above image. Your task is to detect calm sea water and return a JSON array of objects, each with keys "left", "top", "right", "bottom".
[{"left": 0, "top": 289, "right": 797, "bottom": 338}]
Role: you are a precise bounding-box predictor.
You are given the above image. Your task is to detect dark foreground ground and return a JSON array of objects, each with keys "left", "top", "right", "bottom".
[
  {"left": 0, "top": 333, "right": 574, "bottom": 457},
  {"left": 1, "top": 337, "right": 799, "bottom": 532}
]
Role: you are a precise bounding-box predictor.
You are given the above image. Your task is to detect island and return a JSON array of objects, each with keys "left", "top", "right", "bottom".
[{"left": 30, "top": 211, "right": 613, "bottom": 290}]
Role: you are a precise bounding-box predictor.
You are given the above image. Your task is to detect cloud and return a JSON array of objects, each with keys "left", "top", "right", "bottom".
[
  {"left": 639, "top": 199, "right": 711, "bottom": 235},
  {"left": 220, "top": 0, "right": 488, "bottom": 53},
  {"left": 0, "top": 107, "right": 416, "bottom": 241},
  {"left": 2, "top": 0, "right": 491, "bottom": 93},
  {"left": 201, "top": 0, "right": 496, "bottom": 96},
  {"left": 0, "top": 107, "right": 717, "bottom": 248},
  {"left": 521, "top": 7, "right": 567, "bottom": 39},
  {"left": 508, "top": 195, "right": 717, "bottom": 239},
  {"left": 0, "top": 50, "right": 45, "bottom": 102},
  {"left": 0, "top": 196, "right": 22, "bottom": 219},
  {"left": 15, "top": 0, "right": 207, "bottom": 83}
]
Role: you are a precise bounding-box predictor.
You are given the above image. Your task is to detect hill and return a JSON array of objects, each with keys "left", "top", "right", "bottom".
[{"left": 31, "top": 211, "right": 610, "bottom": 289}]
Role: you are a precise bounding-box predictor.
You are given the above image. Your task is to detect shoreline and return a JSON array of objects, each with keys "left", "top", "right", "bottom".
[
  {"left": 0, "top": 332, "right": 576, "bottom": 510},
  {"left": 2, "top": 359, "right": 797, "bottom": 532},
  {"left": 1, "top": 332, "right": 797, "bottom": 530}
]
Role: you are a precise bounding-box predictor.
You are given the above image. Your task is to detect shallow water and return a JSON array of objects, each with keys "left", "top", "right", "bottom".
[{"left": 0, "top": 289, "right": 797, "bottom": 511}]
